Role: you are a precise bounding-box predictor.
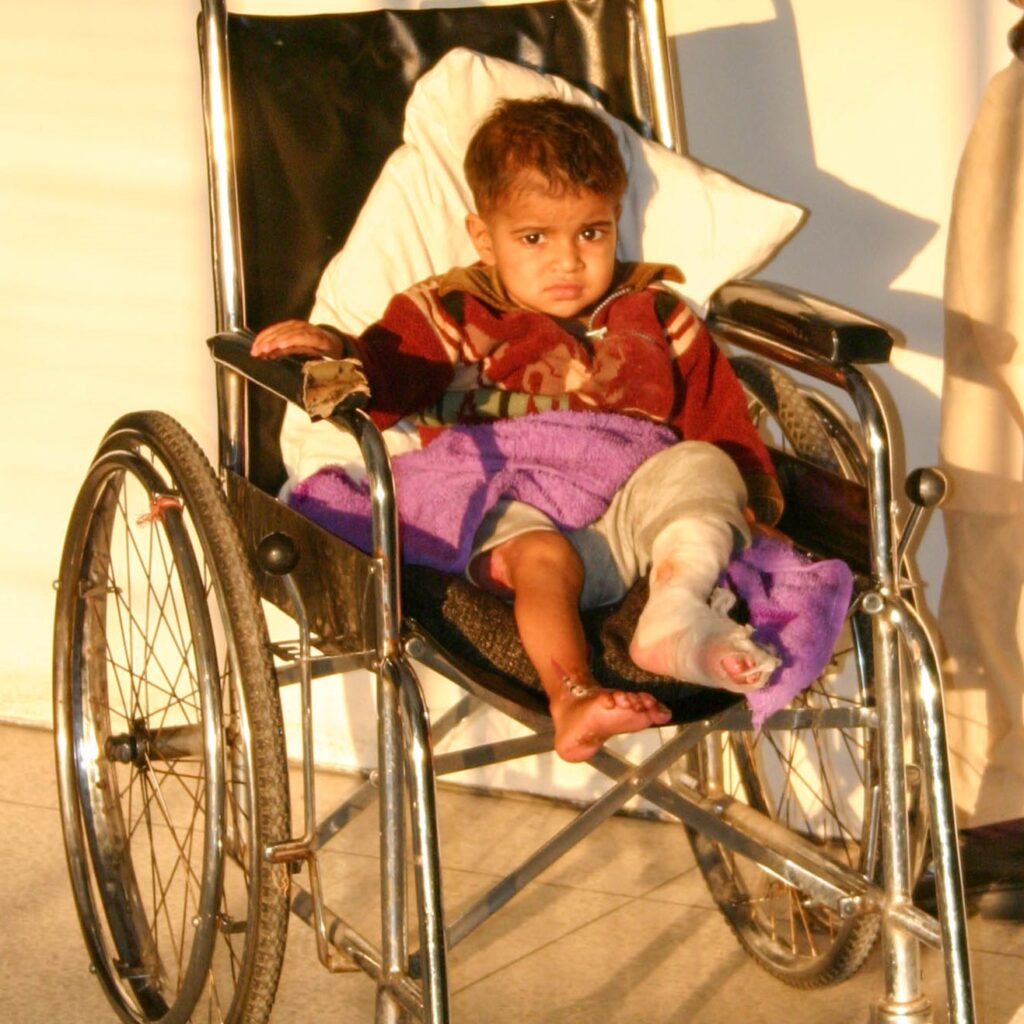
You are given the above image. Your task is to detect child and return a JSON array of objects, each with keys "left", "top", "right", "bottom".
[{"left": 253, "top": 97, "right": 783, "bottom": 762}]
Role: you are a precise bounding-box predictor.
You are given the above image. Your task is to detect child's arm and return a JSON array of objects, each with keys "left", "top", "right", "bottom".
[
  {"left": 250, "top": 286, "right": 460, "bottom": 431},
  {"left": 665, "top": 307, "right": 783, "bottom": 525}
]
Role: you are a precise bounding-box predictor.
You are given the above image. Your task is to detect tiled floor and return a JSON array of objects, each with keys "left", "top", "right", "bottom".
[{"left": 4, "top": 720, "right": 1024, "bottom": 1023}]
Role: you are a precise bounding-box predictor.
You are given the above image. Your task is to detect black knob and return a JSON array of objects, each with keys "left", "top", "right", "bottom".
[
  {"left": 256, "top": 532, "right": 300, "bottom": 576},
  {"left": 905, "top": 467, "right": 948, "bottom": 509}
]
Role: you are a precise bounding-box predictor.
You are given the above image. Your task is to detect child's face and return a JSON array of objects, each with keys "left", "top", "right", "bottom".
[{"left": 466, "top": 174, "right": 619, "bottom": 318}]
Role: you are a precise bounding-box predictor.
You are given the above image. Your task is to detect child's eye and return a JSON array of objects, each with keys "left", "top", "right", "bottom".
[
  {"left": 580, "top": 227, "right": 606, "bottom": 242},
  {"left": 521, "top": 232, "right": 544, "bottom": 245}
]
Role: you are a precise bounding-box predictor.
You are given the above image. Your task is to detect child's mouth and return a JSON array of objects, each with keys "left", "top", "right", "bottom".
[{"left": 546, "top": 283, "right": 583, "bottom": 299}]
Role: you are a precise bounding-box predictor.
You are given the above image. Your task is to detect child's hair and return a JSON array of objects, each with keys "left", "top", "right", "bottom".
[{"left": 464, "top": 97, "right": 627, "bottom": 214}]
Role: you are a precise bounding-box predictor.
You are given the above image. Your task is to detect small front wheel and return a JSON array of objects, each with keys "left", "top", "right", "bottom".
[{"left": 54, "top": 411, "right": 290, "bottom": 1023}]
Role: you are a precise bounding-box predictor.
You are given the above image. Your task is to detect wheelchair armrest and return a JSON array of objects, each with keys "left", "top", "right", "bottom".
[
  {"left": 212, "top": 329, "right": 399, "bottom": 582},
  {"left": 209, "top": 330, "right": 305, "bottom": 406},
  {"left": 208, "top": 331, "right": 367, "bottom": 418},
  {"left": 707, "top": 281, "right": 895, "bottom": 368}
]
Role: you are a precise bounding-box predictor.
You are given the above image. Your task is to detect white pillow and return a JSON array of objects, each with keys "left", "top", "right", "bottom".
[
  {"left": 284, "top": 48, "right": 806, "bottom": 494},
  {"left": 311, "top": 47, "right": 805, "bottom": 333}
]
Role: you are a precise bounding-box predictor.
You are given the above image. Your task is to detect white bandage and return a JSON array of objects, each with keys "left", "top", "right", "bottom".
[{"left": 630, "top": 516, "right": 779, "bottom": 692}]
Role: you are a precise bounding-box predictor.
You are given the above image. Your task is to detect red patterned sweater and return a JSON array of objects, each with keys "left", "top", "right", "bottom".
[{"left": 330, "top": 261, "right": 782, "bottom": 523}]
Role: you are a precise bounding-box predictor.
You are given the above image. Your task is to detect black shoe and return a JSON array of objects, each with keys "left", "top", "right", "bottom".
[{"left": 914, "top": 818, "right": 1024, "bottom": 921}]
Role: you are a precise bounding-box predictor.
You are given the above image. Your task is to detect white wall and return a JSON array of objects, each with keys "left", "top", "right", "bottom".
[
  {"left": 669, "top": 1, "right": 1018, "bottom": 585},
  {"left": 1, "top": 2, "right": 214, "bottom": 720},
  {"left": 2, "top": 1, "right": 1019, "bottom": 792}
]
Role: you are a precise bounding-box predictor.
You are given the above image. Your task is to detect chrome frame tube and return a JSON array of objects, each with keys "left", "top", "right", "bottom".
[
  {"left": 264, "top": 572, "right": 359, "bottom": 973},
  {"left": 215, "top": 364, "right": 248, "bottom": 479},
  {"left": 843, "top": 368, "right": 929, "bottom": 1021},
  {"left": 311, "top": 696, "right": 481, "bottom": 851},
  {"left": 885, "top": 596, "right": 974, "bottom": 1024},
  {"left": 587, "top": 741, "right": 883, "bottom": 913},
  {"left": 348, "top": 409, "right": 450, "bottom": 1024},
  {"left": 272, "top": 650, "right": 376, "bottom": 686},
  {"left": 376, "top": 663, "right": 408, "bottom": 1024},
  {"left": 697, "top": 317, "right": 973, "bottom": 1017},
  {"left": 433, "top": 733, "right": 555, "bottom": 776},
  {"left": 638, "top": 0, "right": 686, "bottom": 153},
  {"left": 439, "top": 728, "right": 693, "bottom": 951},
  {"left": 200, "top": 0, "right": 247, "bottom": 476},
  {"left": 393, "top": 657, "right": 450, "bottom": 1024},
  {"left": 896, "top": 505, "right": 925, "bottom": 569},
  {"left": 281, "top": 573, "right": 318, "bottom": 848},
  {"left": 358, "top": 415, "right": 409, "bottom": 1023},
  {"left": 416, "top": 705, "right": 945, "bottom": 960},
  {"left": 405, "top": 633, "right": 554, "bottom": 732},
  {"left": 289, "top": 885, "right": 425, "bottom": 1018},
  {"left": 199, "top": 0, "right": 244, "bottom": 333}
]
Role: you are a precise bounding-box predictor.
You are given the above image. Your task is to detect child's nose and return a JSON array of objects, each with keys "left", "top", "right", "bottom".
[{"left": 553, "top": 238, "right": 584, "bottom": 270}]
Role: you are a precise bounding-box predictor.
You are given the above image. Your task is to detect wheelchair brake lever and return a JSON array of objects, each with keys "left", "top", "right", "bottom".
[{"left": 897, "top": 466, "right": 949, "bottom": 568}]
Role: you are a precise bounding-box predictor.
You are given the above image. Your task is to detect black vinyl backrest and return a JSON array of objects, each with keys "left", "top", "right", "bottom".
[
  {"left": 224, "top": 0, "right": 658, "bottom": 491},
  {"left": 228, "top": 0, "right": 656, "bottom": 328}
]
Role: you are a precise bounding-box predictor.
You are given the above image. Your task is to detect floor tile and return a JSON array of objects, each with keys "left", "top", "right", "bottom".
[
  {"left": 6, "top": 722, "right": 1024, "bottom": 1024},
  {"left": 454, "top": 898, "right": 890, "bottom": 1024},
  {"left": 310, "top": 821, "right": 635, "bottom": 989},
  {"left": 0, "top": 723, "right": 59, "bottom": 809},
  {"left": 431, "top": 787, "right": 698, "bottom": 898},
  {"left": 0, "top": 800, "right": 112, "bottom": 1022},
  {"left": 642, "top": 863, "right": 719, "bottom": 911}
]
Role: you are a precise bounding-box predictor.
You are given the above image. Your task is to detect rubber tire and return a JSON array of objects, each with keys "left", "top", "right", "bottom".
[
  {"left": 732, "top": 356, "right": 858, "bottom": 477},
  {"left": 54, "top": 411, "right": 290, "bottom": 1023}
]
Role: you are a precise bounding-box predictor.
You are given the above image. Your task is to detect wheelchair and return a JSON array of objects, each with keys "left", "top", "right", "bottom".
[{"left": 51, "top": 1, "right": 974, "bottom": 1021}]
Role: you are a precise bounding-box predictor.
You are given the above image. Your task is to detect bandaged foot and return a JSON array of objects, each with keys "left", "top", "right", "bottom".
[{"left": 629, "top": 516, "right": 780, "bottom": 693}]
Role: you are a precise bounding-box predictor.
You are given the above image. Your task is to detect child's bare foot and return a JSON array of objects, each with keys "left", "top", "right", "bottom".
[
  {"left": 549, "top": 684, "right": 672, "bottom": 762},
  {"left": 630, "top": 598, "right": 779, "bottom": 694}
]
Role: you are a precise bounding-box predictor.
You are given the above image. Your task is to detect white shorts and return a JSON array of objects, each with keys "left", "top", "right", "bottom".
[{"left": 471, "top": 440, "right": 750, "bottom": 609}]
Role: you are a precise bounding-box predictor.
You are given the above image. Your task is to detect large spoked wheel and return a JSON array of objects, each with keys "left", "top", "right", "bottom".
[
  {"left": 681, "top": 356, "right": 902, "bottom": 986},
  {"left": 53, "top": 411, "right": 290, "bottom": 1023}
]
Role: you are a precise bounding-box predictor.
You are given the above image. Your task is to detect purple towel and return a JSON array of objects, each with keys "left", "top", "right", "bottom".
[
  {"left": 723, "top": 535, "right": 854, "bottom": 727},
  {"left": 291, "top": 410, "right": 676, "bottom": 573}
]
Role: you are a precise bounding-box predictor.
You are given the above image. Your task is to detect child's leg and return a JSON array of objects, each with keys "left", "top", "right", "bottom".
[
  {"left": 471, "top": 529, "right": 671, "bottom": 762},
  {"left": 569, "top": 441, "right": 779, "bottom": 692}
]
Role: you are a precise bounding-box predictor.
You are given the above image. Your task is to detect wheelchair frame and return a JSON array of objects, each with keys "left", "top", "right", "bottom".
[{"left": 53, "top": 1, "right": 974, "bottom": 1021}]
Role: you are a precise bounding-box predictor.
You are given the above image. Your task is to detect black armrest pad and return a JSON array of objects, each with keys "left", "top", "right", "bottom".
[
  {"left": 209, "top": 331, "right": 370, "bottom": 420},
  {"left": 708, "top": 281, "right": 894, "bottom": 365},
  {"left": 208, "top": 331, "right": 306, "bottom": 406}
]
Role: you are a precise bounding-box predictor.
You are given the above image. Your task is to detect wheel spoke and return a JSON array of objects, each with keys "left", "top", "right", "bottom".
[{"left": 110, "top": 574, "right": 201, "bottom": 716}]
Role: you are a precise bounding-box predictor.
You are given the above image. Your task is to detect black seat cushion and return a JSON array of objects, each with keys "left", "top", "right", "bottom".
[{"left": 404, "top": 565, "right": 741, "bottom": 724}]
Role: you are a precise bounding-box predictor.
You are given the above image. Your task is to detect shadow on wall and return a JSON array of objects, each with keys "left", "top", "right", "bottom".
[{"left": 673, "top": 0, "right": 940, "bottom": 355}]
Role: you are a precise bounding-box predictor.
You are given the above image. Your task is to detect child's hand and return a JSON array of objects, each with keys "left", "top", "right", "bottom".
[{"left": 251, "top": 320, "right": 346, "bottom": 359}]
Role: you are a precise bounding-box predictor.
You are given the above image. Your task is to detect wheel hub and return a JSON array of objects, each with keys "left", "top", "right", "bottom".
[{"left": 104, "top": 719, "right": 150, "bottom": 768}]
